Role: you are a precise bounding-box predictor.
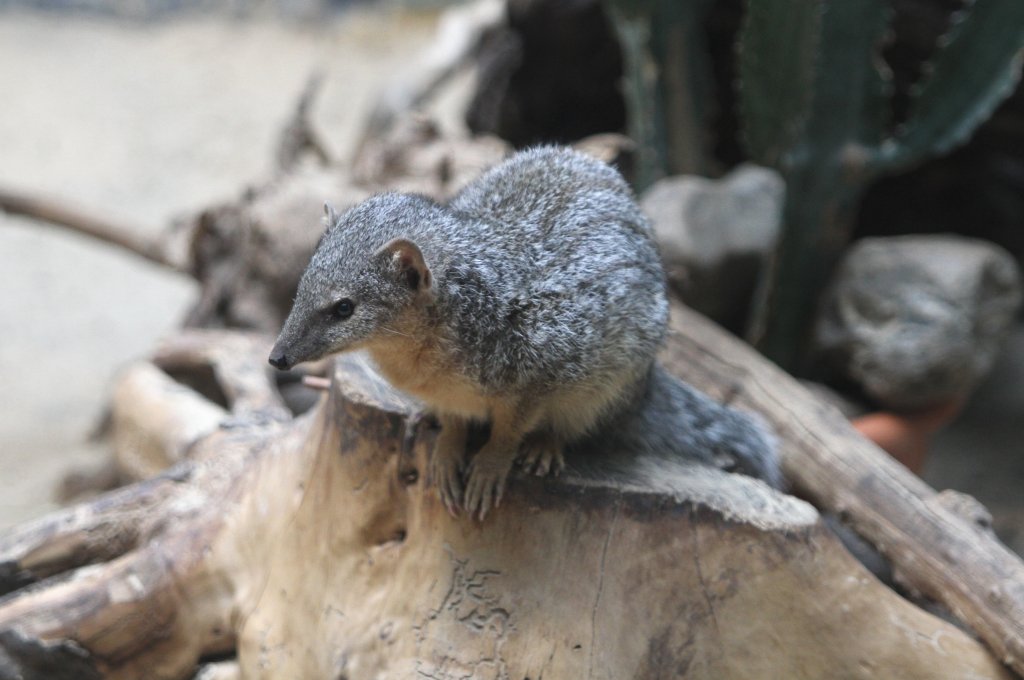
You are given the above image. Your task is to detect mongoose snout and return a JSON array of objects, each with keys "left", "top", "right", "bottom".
[{"left": 268, "top": 350, "right": 291, "bottom": 371}]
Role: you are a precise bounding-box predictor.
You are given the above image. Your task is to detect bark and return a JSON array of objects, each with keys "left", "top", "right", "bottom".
[{"left": 0, "top": 319, "right": 1016, "bottom": 679}]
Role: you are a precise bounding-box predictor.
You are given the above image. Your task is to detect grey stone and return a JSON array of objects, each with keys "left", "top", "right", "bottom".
[
  {"left": 813, "top": 235, "right": 1023, "bottom": 410},
  {"left": 641, "top": 164, "right": 784, "bottom": 330}
]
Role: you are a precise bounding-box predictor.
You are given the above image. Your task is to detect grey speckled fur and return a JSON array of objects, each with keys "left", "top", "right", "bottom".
[
  {"left": 271, "top": 147, "right": 783, "bottom": 515},
  {"left": 569, "top": 364, "right": 783, "bottom": 490},
  {"left": 275, "top": 147, "right": 665, "bottom": 393}
]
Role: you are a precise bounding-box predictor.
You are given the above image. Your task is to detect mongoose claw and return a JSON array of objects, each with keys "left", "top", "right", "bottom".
[
  {"left": 429, "top": 453, "right": 464, "bottom": 517},
  {"left": 518, "top": 438, "right": 565, "bottom": 477},
  {"left": 463, "top": 452, "right": 512, "bottom": 521}
]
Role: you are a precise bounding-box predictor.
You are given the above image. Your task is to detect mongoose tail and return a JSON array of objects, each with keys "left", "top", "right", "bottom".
[{"left": 568, "top": 364, "right": 784, "bottom": 491}]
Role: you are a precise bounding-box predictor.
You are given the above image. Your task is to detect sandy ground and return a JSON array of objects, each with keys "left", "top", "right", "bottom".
[
  {"left": 0, "top": 9, "right": 439, "bottom": 526},
  {"left": 0, "top": 9, "right": 1020, "bottom": 558}
]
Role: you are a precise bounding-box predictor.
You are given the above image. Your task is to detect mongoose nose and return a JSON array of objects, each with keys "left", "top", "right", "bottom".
[{"left": 268, "top": 351, "right": 291, "bottom": 371}]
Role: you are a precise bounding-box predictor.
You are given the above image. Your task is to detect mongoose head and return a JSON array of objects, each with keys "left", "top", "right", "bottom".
[{"left": 268, "top": 194, "right": 440, "bottom": 371}]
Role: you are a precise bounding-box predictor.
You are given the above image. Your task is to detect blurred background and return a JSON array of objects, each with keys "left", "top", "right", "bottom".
[
  {"left": 0, "top": 0, "right": 448, "bottom": 523},
  {"left": 0, "top": 0, "right": 1022, "bottom": 556}
]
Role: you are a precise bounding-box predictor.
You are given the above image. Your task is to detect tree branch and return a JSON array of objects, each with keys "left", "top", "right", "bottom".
[{"left": 0, "top": 186, "right": 184, "bottom": 271}]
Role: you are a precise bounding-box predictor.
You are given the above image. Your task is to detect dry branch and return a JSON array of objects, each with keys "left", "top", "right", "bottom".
[
  {"left": 275, "top": 72, "right": 331, "bottom": 172},
  {"left": 110, "top": 362, "right": 227, "bottom": 479},
  {"left": 0, "top": 186, "right": 183, "bottom": 271},
  {"left": 350, "top": 0, "right": 506, "bottom": 163},
  {"left": 0, "top": 474, "right": 181, "bottom": 594},
  {"left": 151, "top": 330, "right": 290, "bottom": 421}
]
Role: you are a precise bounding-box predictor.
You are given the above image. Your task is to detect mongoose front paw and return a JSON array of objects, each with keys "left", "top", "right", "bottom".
[
  {"left": 431, "top": 416, "right": 468, "bottom": 516},
  {"left": 518, "top": 436, "right": 565, "bottom": 477},
  {"left": 430, "top": 453, "right": 464, "bottom": 517},
  {"left": 463, "top": 449, "right": 513, "bottom": 521}
]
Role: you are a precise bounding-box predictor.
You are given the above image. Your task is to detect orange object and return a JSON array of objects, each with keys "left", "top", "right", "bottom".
[{"left": 851, "top": 399, "right": 964, "bottom": 474}]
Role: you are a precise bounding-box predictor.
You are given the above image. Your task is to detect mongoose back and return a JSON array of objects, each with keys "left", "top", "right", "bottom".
[{"left": 269, "top": 147, "right": 773, "bottom": 518}]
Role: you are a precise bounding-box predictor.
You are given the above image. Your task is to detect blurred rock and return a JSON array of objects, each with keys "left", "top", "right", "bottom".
[
  {"left": 641, "top": 164, "right": 784, "bottom": 330},
  {"left": 813, "top": 235, "right": 1023, "bottom": 410}
]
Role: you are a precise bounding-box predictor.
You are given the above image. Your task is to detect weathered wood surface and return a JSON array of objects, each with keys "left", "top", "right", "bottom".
[
  {"left": 0, "top": 321, "right": 1014, "bottom": 679},
  {"left": 662, "top": 299, "right": 1024, "bottom": 674}
]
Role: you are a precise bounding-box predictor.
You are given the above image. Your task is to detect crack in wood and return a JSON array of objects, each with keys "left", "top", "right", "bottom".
[
  {"left": 587, "top": 498, "right": 619, "bottom": 678},
  {"left": 414, "top": 547, "right": 511, "bottom": 679},
  {"left": 690, "top": 515, "right": 722, "bottom": 653}
]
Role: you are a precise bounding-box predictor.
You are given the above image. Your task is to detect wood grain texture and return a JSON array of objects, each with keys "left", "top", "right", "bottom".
[
  {"left": 662, "top": 299, "right": 1024, "bottom": 674},
  {"left": 0, "top": 320, "right": 1014, "bottom": 678}
]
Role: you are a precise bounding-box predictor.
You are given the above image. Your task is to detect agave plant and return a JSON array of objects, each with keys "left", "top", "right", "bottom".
[
  {"left": 738, "top": 0, "right": 1024, "bottom": 370},
  {"left": 605, "top": 0, "right": 1024, "bottom": 372}
]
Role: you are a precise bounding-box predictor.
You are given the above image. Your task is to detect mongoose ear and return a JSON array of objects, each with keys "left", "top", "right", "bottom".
[
  {"left": 323, "top": 202, "right": 341, "bottom": 229},
  {"left": 375, "top": 238, "right": 432, "bottom": 292}
]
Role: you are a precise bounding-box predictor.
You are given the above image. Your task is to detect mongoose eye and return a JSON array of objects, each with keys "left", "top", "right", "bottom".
[{"left": 332, "top": 298, "right": 355, "bottom": 320}]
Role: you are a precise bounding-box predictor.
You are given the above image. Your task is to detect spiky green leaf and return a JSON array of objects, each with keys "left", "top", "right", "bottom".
[
  {"left": 605, "top": 5, "right": 668, "bottom": 190},
  {"left": 858, "top": 6, "right": 895, "bottom": 147},
  {"left": 882, "top": 0, "right": 1024, "bottom": 170},
  {"left": 737, "top": 0, "right": 823, "bottom": 166}
]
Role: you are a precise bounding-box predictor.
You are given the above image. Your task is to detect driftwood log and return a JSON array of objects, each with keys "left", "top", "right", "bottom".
[
  {"left": 1, "top": 306, "right": 1019, "bottom": 679},
  {"left": 664, "top": 301, "right": 1024, "bottom": 674}
]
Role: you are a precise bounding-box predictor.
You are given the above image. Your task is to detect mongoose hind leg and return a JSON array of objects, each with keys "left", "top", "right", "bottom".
[
  {"left": 518, "top": 430, "right": 565, "bottom": 477},
  {"left": 464, "top": 400, "right": 537, "bottom": 521},
  {"left": 430, "top": 414, "right": 468, "bottom": 516}
]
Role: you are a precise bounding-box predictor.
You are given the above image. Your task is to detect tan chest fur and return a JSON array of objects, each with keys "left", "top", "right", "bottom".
[{"left": 366, "top": 334, "right": 491, "bottom": 421}]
